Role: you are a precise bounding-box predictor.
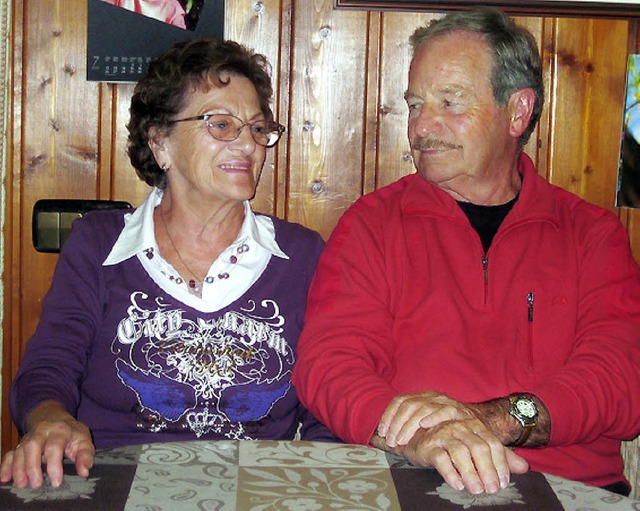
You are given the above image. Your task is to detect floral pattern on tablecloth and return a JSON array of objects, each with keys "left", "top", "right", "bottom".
[
  {"left": 427, "top": 482, "right": 525, "bottom": 509},
  {"left": 126, "top": 440, "right": 239, "bottom": 510},
  {"left": 7, "top": 475, "right": 98, "bottom": 503},
  {"left": 1, "top": 441, "right": 640, "bottom": 510},
  {"left": 238, "top": 467, "right": 397, "bottom": 510}
]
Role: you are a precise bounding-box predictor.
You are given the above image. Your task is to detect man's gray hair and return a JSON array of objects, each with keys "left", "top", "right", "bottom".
[{"left": 410, "top": 7, "right": 544, "bottom": 149}]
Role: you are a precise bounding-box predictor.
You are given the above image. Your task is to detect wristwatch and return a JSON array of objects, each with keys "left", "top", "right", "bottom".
[{"left": 508, "top": 395, "right": 538, "bottom": 447}]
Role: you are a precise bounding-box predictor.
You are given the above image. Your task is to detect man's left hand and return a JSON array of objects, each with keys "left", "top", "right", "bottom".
[{"left": 377, "top": 391, "right": 475, "bottom": 447}]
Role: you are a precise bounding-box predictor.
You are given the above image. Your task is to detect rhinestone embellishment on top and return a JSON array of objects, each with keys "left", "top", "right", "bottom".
[{"left": 156, "top": 239, "right": 250, "bottom": 295}]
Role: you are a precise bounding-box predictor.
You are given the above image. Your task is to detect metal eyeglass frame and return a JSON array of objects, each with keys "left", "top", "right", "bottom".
[{"left": 169, "top": 113, "right": 286, "bottom": 148}]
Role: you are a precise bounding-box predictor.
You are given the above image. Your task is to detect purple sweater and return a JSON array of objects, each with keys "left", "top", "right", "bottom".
[{"left": 11, "top": 209, "right": 335, "bottom": 448}]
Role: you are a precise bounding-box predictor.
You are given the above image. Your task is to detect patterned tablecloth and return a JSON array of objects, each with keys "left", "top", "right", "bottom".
[{"left": 0, "top": 440, "right": 639, "bottom": 510}]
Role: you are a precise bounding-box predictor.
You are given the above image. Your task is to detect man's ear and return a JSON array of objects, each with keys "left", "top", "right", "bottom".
[{"left": 508, "top": 88, "right": 536, "bottom": 138}]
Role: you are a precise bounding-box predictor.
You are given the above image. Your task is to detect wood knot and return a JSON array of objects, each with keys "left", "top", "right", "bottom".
[
  {"left": 311, "top": 180, "right": 324, "bottom": 194},
  {"left": 379, "top": 105, "right": 392, "bottom": 117},
  {"left": 319, "top": 26, "right": 331, "bottom": 40},
  {"left": 28, "top": 154, "right": 46, "bottom": 168}
]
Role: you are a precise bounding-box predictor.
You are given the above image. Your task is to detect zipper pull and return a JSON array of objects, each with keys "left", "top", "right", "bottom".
[
  {"left": 482, "top": 255, "right": 489, "bottom": 285},
  {"left": 527, "top": 292, "right": 535, "bottom": 322}
]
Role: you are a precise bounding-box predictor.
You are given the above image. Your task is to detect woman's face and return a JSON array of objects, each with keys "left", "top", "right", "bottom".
[{"left": 151, "top": 73, "right": 267, "bottom": 206}]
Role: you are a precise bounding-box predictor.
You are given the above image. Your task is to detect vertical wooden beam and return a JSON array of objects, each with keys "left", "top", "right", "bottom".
[
  {"left": 287, "top": 0, "right": 369, "bottom": 239},
  {"left": 375, "top": 12, "right": 437, "bottom": 191},
  {"left": 2, "top": 0, "right": 24, "bottom": 454},
  {"left": 362, "top": 11, "right": 380, "bottom": 196},
  {"left": 225, "top": 0, "right": 286, "bottom": 218}
]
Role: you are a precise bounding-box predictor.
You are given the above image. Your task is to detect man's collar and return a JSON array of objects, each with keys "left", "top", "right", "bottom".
[{"left": 103, "top": 188, "right": 288, "bottom": 266}]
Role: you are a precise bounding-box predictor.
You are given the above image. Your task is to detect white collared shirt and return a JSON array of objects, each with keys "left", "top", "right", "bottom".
[{"left": 104, "top": 188, "right": 289, "bottom": 313}]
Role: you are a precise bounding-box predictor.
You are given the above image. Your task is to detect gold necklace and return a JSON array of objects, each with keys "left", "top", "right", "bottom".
[{"left": 159, "top": 205, "right": 205, "bottom": 292}]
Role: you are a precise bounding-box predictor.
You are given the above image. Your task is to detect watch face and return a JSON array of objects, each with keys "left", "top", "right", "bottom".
[{"left": 516, "top": 398, "right": 537, "bottom": 418}]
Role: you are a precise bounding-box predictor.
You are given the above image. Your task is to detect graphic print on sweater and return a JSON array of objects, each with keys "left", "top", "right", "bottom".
[{"left": 111, "top": 291, "right": 293, "bottom": 439}]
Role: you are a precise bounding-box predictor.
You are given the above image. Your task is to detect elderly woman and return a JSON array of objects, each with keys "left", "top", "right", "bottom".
[{"left": 0, "top": 38, "right": 333, "bottom": 489}]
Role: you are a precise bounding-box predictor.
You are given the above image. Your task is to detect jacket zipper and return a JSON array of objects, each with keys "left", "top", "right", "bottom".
[
  {"left": 527, "top": 292, "right": 535, "bottom": 370},
  {"left": 482, "top": 255, "right": 489, "bottom": 304}
]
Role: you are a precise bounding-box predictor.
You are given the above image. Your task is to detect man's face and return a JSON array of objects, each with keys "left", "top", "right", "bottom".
[{"left": 406, "top": 30, "right": 516, "bottom": 199}]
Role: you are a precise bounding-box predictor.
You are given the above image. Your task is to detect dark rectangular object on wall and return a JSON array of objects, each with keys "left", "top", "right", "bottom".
[
  {"left": 87, "top": 0, "right": 225, "bottom": 83},
  {"left": 32, "top": 199, "right": 132, "bottom": 253},
  {"left": 334, "top": 0, "right": 640, "bottom": 18}
]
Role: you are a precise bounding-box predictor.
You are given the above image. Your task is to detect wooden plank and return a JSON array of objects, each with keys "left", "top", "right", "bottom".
[
  {"left": 225, "top": 0, "right": 286, "bottom": 218},
  {"left": 362, "top": 11, "right": 381, "bottom": 195},
  {"left": 275, "top": 0, "right": 293, "bottom": 221},
  {"left": 630, "top": 210, "right": 640, "bottom": 268},
  {"left": 109, "top": 82, "right": 149, "bottom": 207},
  {"left": 2, "top": 0, "right": 25, "bottom": 456},
  {"left": 512, "top": 17, "right": 545, "bottom": 173},
  {"left": 97, "top": 82, "right": 113, "bottom": 200},
  {"left": 546, "top": 17, "right": 629, "bottom": 212},
  {"left": 19, "top": 0, "right": 101, "bottom": 348},
  {"left": 287, "top": 0, "right": 369, "bottom": 239},
  {"left": 376, "top": 12, "right": 437, "bottom": 190}
]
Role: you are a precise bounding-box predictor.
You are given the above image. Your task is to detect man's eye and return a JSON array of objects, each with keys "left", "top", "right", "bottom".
[
  {"left": 443, "top": 99, "right": 456, "bottom": 107},
  {"left": 252, "top": 124, "right": 267, "bottom": 134}
]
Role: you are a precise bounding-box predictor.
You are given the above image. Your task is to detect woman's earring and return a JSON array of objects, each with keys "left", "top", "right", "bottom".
[{"left": 161, "top": 163, "right": 170, "bottom": 172}]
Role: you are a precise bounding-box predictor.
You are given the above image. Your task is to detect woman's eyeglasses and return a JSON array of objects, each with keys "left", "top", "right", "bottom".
[{"left": 169, "top": 113, "right": 285, "bottom": 148}]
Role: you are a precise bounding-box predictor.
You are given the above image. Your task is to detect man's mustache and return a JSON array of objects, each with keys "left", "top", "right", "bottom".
[{"left": 411, "top": 139, "right": 462, "bottom": 151}]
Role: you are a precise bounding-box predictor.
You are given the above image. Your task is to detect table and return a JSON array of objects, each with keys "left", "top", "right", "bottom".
[{"left": 0, "top": 440, "right": 639, "bottom": 510}]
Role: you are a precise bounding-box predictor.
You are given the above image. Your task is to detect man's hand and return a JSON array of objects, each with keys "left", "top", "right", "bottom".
[
  {"left": 0, "top": 401, "right": 95, "bottom": 489},
  {"left": 378, "top": 391, "right": 475, "bottom": 447},
  {"left": 373, "top": 416, "right": 529, "bottom": 494},
  {"left": 374, "top": 391, "right": 534, "bottom": 494}
]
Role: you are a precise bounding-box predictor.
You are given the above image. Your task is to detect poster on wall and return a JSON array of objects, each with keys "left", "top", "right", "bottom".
[
  {"left": 617, "top": 54, "right": 640, "bottom": 208},
  {"left": 87, "top": 0, "right": 224, "bottom": 83}
]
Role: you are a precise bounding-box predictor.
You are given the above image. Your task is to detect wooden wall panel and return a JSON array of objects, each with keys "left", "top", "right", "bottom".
[
  {"left": 225, "top": 0, "right": 288, "bottom": 218},
  {"left": 19, "top": 0, "right": 102, "bottom": 347},
  {"left": 375, "top": 12, "right": 433, "bottom": 190},
  {"left": 545, "top": 17, "right": 628, "bottom": 211},
  {"left": 628, "top": 211, "right": 640, "bottom": 264},
  {"left": 514, "top": 17, "right": 545, "bottom": 173},
  {"left": 287, "top": 0, "right": 370, "bottom": 239},
  {"left": 108, "top": 83, "right": 149, "bottom": 206}
]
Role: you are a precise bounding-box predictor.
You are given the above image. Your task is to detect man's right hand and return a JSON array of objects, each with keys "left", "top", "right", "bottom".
[
  {"left": 0, "top": 401, "right": 95, "bottom": 489},
  {"left": 372, "top": 408, "right": 529, "bottom": 495}
]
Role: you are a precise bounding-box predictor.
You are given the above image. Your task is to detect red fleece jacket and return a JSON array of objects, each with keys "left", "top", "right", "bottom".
[{"left": 293, "top": 154, "right": 640, "bottom": 488}]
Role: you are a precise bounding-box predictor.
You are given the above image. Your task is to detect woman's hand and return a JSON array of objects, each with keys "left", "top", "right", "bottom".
[{"left": 0, "top": 401, "right": 95, "bottom": 489}]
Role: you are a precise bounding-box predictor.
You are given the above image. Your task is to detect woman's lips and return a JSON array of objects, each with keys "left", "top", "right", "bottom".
[{"left": 219, "top": 162, "right": 251, "bottom": 173}]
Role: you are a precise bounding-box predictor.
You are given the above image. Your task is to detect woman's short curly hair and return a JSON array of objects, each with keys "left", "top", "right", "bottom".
[{"left": 127, "top": 38, "right": 274, "bottom": 188}]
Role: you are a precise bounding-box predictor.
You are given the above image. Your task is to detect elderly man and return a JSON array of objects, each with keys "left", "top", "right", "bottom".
[{"left": 293, "top": 7, "right": 640, "bottom": 497}]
